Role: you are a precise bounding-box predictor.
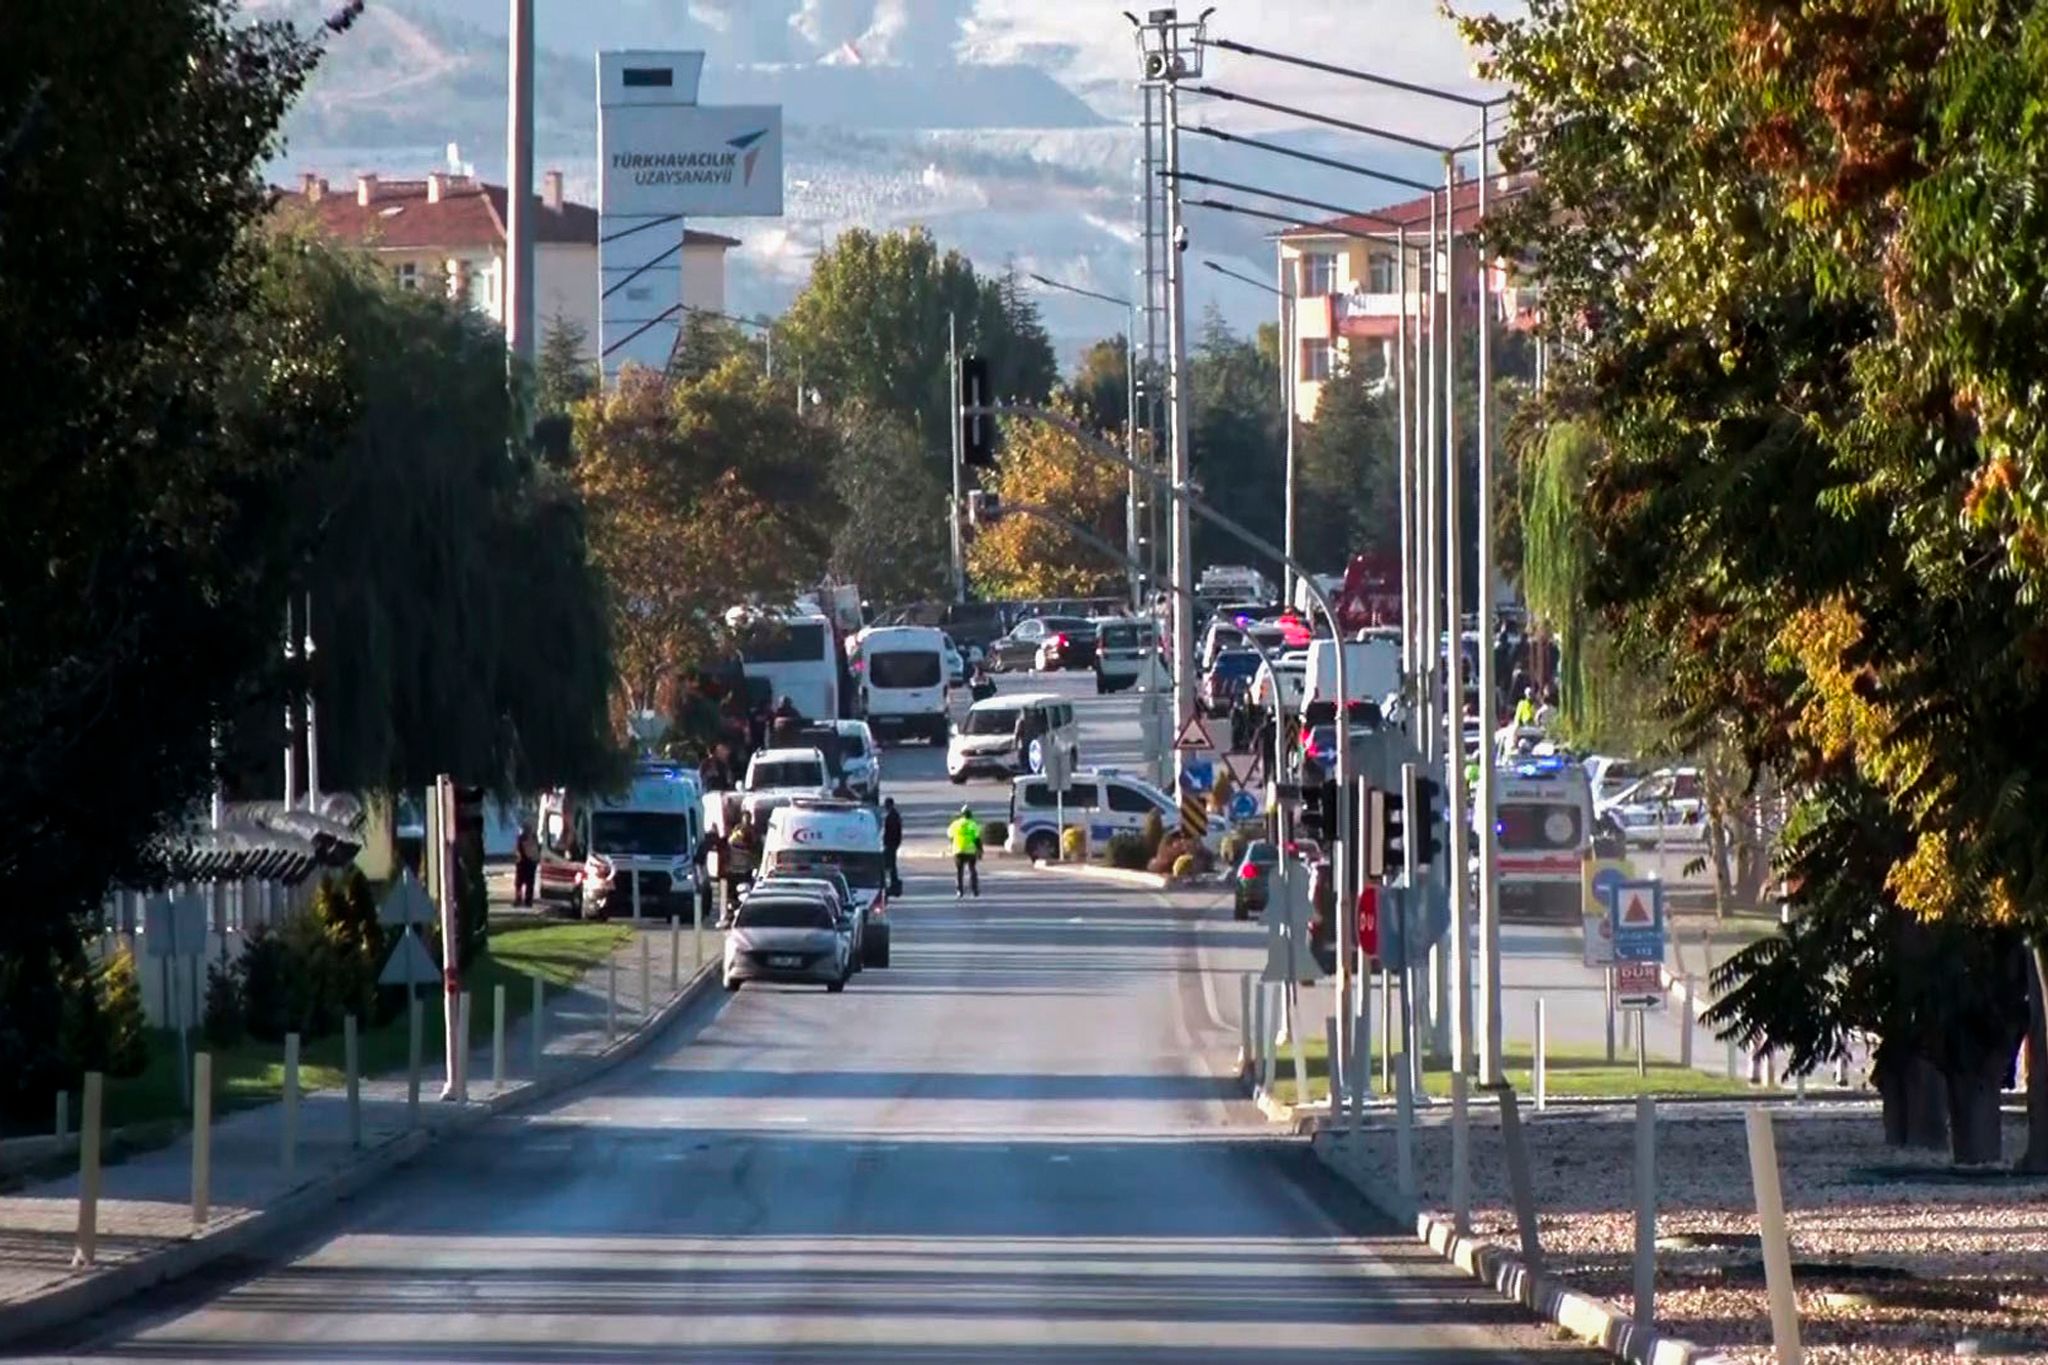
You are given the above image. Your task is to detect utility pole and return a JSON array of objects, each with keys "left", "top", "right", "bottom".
[
  {"left": 505, "top": 0, "right": 536, "bottom": 376},
  {"left": 302, "top": 591, "right": 319, "bottom": 812},
  {"left": 1277, "top": 251, "right": 1297, "bottom": 607},
  {"left": 282, "top": 599, "right": 297, "bottom": 809},
  {"left": 1475, "top": 110, "right": 1503, "bottom": 1087}
]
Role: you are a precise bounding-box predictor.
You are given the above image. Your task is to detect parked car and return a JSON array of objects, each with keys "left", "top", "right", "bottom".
[
  {"left": 1034, "top": 622, "right": 1099, "bottom": 672},
  {"left": 721, "top": 893, "right": 852, "bottom": 992},
  {"left": 753, "top": 871, "right": 863, "bottom": 972},
  {"left": 1233, "top": 839, "right": 1280, "bottom": 921},
  {"left": 1597, "top": 767, "right": 1707, "bottom": 846},
  {"left": 1094, "top": 617, "right": 1163, "bottom": 695},
  {"left": 985, "top": 615, "right": 1092, "bottom": 672}
]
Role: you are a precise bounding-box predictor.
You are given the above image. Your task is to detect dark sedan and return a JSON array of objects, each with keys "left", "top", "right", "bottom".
[
  {"left": 1233, "top": 839, "right": 1280, "bottom": 921},
  {"left": 985, "top": 615, "right": 1093, "bottom": 672}
]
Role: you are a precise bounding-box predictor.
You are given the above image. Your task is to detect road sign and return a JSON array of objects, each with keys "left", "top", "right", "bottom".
[
  {"left": 1609, "top": 879, "right": 1666, "bottom": 963},
  {"left": 1223, "top": 751, "right": 1264, "bottom": 788},
  {"left": 1179, "top": 794, "right": 1207, "bottom": 840},
  {"left": 1358, "top": 885, "right": 1380, "bottom": 959},
  {"left": 1614, "top": 959, "right": 1665, "bottom": 1010},
  {"left": 1228, "top": 789, "right": 1259, "bottom": 823},
  {"left": 1173, "top": 712, "right": 1215, "bottom": 752},
  {"left": 1180, "top": 758, "right": 1215, "bottom": 794},
  {"left": 378, "top": 928, "right": 442, "bottom": 988},
  {"left": 378, "top": 871, "right": 437, "bottom": 928},
  {"left": 1581, "top": 858, "right": 1633, "bottom": 967},
  {"left": 1261, "top": 872, "right": 1322, "bottom": 984},
  {"left": 142, "top": 893, "right": 207, "bottom": 959},
  {"left": 1043, "top": 739, "right": 1072, "bottom": 796}
]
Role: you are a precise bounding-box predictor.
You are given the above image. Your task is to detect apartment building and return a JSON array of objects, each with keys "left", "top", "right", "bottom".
[
  {"left": 274, "top": 166, "right": 738, "bottom": 361},
  {"left": 1276, "top": 172, "right": 1538, "bottom": 420}
]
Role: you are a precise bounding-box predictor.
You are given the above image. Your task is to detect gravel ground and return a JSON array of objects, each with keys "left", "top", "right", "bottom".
[{"left": 1338, "top": 1102, "right": 2048, "bottom": 1362}]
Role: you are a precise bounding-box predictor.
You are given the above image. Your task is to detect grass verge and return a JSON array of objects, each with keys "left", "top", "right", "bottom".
[
  {"left": 94, "top": 920, "right": 635, "bottom": 1133},
  {"left": 1263, "top": 1035, "right": 1767, "bottom": 1107}
]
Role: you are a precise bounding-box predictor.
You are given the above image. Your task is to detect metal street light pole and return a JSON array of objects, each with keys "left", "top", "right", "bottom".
[
  {"left": 1474, "top": 108, "right": 1503, "bottom": 1087},
  {"left": 949, "top": 313, "right": 965, "bottom": 604},
  {"left": 1442, "top": 153, "right": 1473, "bottom": 1079}
]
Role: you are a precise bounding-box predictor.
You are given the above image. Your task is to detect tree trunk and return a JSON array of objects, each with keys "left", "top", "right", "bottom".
[
  {"left": 2020, "top": 939, "right": 2048, "bottom": 1174},
  {"left": 1945, "top": 1049, "right": 2009, "bottom": 1167},
  {"left": 1876, "top": 1047, "right": 1950, "bottom": 1151}
]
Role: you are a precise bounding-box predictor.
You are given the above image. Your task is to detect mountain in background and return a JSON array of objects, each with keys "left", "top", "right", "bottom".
[{"left": 257, "top": 0, "right": 1441, "bottom": 359}]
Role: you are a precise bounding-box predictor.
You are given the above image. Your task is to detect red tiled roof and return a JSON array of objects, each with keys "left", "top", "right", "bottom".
[
  {"left": 1281, "top": 172, "right": 1536, "bottom": 243},
  {"left": 272, "top": 176, "right": 740, "bottom": 252}
]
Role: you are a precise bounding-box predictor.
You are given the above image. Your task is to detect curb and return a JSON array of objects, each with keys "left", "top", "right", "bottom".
[
  {"left": 1031, "top": 861, "right": 1170, "bottom": 892},
  {"left": 0, "top": 956, "right": 724, "bottom": 1349},
  {"left": 1310, "top": 1132, "right": 1702, "bottom": 1365}
]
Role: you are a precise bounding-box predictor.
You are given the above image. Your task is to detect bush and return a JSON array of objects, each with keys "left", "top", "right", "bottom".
[
  {"left": 98, "top": 947, "right": 149, "bottom": 1078},
  {"left": 1140, "top": 809, "right": 1165, "bottom": 858},
  {"left": 240, "top": 923, "right": 292, "bottom": 1043},
  {"left": 1172, "top": 853, "right": 1196, "bottom": 881},
  {"left": 1149, "top": 831, "right": 1192, "bottom": 876},
  {"left": 1219, "top": 832, "right": 1247, "bottom": 867},
  {"left": 57, "top": 956, "right": 108, "bottom": 1076},
  {"left": 202, "top": 947, "right": 245, "bottom": 1049},
  {"left": 1106, "top": 832, "right": 1151, "bottom": 870},
  {"left": 1060, "top": 826, "right": 1086, "bottom": 861}
]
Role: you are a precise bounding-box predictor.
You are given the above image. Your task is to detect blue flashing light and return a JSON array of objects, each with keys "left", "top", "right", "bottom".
[{"left": 1512, "top": 755, "right": 1572, "bottom": 779}]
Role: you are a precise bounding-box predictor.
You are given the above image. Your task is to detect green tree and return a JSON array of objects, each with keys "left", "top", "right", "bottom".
[
  {"left": 536, "top": 313, "right": 597, "bottom": 414},
  {"left": 98, "top": 948, "right": 150, "bottom": 1079},
  {"left": 575, "top": 360, "right": 840, "bottom": 717},
  {"left": 967, "top": 411, "right": 1127, "bottom": 600},
  {"left": 779, "top": 228, "right": 1057, "bottom": 449},
  {"left": 1188, "top": 309, "right": 1286, "bottom": 575},
  {"left": 1066, "top": 336, "right": 1131, "bottom": 436},
  {"left": 0, "top": 0, "right": 347, "bottom": 1125},
  {"left": 271, "top": 242, "right": 618, "bottom": 797},
  {"left": 1294, "top": 361, "right": 1398, "bottom": 572},
  {"left": 828, "top": 407, "right": 953, "bottom": 607},
  {"left": 1468, "top": 0, "right": 2048, "bottom": 1164}
]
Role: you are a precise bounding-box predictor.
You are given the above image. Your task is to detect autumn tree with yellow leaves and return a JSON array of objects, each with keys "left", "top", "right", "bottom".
[{"left": 964, "top": 412, "right": 1128, "bottom": 601}]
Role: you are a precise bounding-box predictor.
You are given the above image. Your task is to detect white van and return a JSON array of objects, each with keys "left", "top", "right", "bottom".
[
  {"left": 1093, "top": 617, "right": 1162, "bottom": 694},
  {"left": 1494, "top": 754, "right": 1595, "bottom": 920},
  {"left": 741, "top": 747, "right": 837, "bottom": 831},
  {"left": 1303, "top": 637, "right": 1401, "bottom": 712},
  {"left": 856, "top": 624, "right": 950, "bottom": 745},
  {"left": 1004, "top": 768, "right": 1219, "bottom": 862},
  {"left": 763, "top": 799, "right": 890, "bottom": 967},
  {"left": 947, "top": 692, "right": 1079, "bottom": 784},
  {"left": 538, "top": 765, "right": 704, "bottom": 919}
]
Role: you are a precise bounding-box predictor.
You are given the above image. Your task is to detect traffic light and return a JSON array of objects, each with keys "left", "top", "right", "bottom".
[
  {"left": 1296, "top": 778, "right": 1336, "bottom": 843},
  {"left": 959, "top": 353, "right": 996, "bottom": 468},
  {"left": 1408, "top": 768, "right": 1444, "bottom": 868},
  {"left": 1363, "top": 783, "right": 1405, "bottom": 882}
]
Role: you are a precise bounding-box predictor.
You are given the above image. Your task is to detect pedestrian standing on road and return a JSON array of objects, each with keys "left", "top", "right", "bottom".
[
  {"left": 699, "top": 740, "right": 735, "bottom": 792},
  {"left": 512, "top": 823, "right": 540, "bottom": 907},
  {"left": 948, "top": 804, "right": 983, "bottom": 899},
  {"left": 881, "top": 797, "right": 905, "bottom": 896},
  {"left": 1514, "top": 686, "right": 1537, "bottom": 728},
  {"left": 770, "top": 694, "right": 804, "bottom": 749}
]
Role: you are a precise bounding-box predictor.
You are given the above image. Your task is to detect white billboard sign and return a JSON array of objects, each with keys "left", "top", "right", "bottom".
[{"left": 600, "top": 104, "right": 785, "bottom": 218}]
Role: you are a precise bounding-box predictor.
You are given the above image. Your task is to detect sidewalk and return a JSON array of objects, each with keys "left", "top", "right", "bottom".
[{"left": 0, "top": 921, "right": 720, "bottom": 1344}]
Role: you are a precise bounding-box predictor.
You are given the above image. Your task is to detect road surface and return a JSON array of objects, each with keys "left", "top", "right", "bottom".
[{"left": 22, "top": 672, "right": 1598, "bottom": 1363}]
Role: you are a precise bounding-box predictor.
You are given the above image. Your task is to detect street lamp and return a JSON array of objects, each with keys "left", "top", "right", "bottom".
[
  {"left": 1200, "top": 259, "right": 1298, "bottom": 609},
  {"left": 1023, "top": 272, "right": 1143, "bottom": 612}
]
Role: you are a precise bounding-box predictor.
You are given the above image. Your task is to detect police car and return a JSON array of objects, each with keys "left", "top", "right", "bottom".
[
  {"left": 1004, "top": 768, "right": 1224, "bottom": 863},
  {"left": 1490, "top": 754, "right": 1594, "bottom": 921}
]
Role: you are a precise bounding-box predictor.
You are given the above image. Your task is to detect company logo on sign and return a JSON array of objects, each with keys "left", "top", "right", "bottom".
[
  {"left": 610, "top": 129, "right": 770, "bottom": 190},
  {"left": 791, "top": 826, "right": 824, "bottom": 844}
]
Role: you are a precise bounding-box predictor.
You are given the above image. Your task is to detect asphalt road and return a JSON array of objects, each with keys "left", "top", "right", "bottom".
[{"left": 21, "top": 672, "right": 1599, "bottom": 1364}]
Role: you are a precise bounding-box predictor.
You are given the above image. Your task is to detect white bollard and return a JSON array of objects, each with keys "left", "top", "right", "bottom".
[
  {"left": 1796, "top": 1066, "right": 1808, "bottom": 1103},
  {"left": 1535, "top": 998, "right": 1549, "bottom": 1112},
  {"left": 1289, "top": 989, "right": 1309, "bottom": 1107},
  {"left": 1238, "top": 974, "right": 1253, "bottom": 1072},
  {"left": 531, "top": 975, "right": 544, "bottom": 1073},
  {"left": 631, "top": 869, "right": 642, "bottom": 921},
  {"left": 343, "top": 1014, "right": 361, "bottom": 1149},
  {"left": 669, "top": 914, "right": 681, "bottom": 992},
  {"left": 55, "top": 1090, "right": 69, "bottom": 1144},
  {"left": 281, "top": 1033, "right": 300, "bottom": 1178},
  {"left": 406, "top": 997, "right": 422, "bottom": 1126},
  {"left": 191, "top": 1052, "right": 213, "bottom": 1225},
  {"left": 693, "top": 892, "right": 704, "bottom": 969},
  {"left": 1634, "top": 1095, "right": 1657, "bottom": 1331},
  {"left": 606, "top": 954, "right": 618, "bottom": 1042},
  {"left": 1450, "top": 1070, "right": 1472, "bottom": 1235},
  {"left": 73, "top": 1072, "right": 103, "bottom": 1267},
  {"left": 492, "top": 984, "right": 506, "bottom": 1089},
  {"left": 639, "top": 930, "right": 652, "bottom": 1021},
  {"left": 1745, "top": 1109, "right": 1804, "bottom": 1363},
  {"left": 456, "top": 991, "right": 471, "bottom": 1103},
  {"left": 1680, "top": 973, "right": 1695, "bottom": 1068},
  {"left": 1324, "top": 1015, "right": 1342, "bottom": 1126},
  {"left": 1728, "top": 1036, "right": 1741, "bottom": 1081}
]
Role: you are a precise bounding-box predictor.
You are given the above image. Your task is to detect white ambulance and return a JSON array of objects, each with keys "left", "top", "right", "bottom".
[
  {"left": 1491, "top": 754, "right": 1594, "bottom": 921},
  {"left": 762, "top": 799, "right": 891, "bottom": 967}
]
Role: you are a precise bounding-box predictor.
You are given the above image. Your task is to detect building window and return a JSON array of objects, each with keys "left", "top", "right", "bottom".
[
  {"left": 467, "top": 261, "right": 494, "bottom": 313},
  {"left": 1367, "top": 251, "right": 1396, "bottom": 294},
  {"left": 1301, "top": 253, "right": 1338, "bottom": 298},
  {"left": 1300, "top": 338, "right": 1334, "bottom": 382},
  {"left": 394, "top": 262, "right": 418, "bottom": 291}
]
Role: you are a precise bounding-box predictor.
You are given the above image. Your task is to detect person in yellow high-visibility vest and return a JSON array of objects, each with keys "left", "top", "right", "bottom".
[{"left": 948, "top": 805, "right": 983, "bottom": 899}]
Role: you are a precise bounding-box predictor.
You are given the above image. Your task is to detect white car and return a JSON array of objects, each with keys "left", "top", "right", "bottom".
[
  {"left": 1597, "top": 767, "right": 1708, "bottom": 846},
  {"left": 721, "top": 893, "right": 852, "bottom": 993},
  {"left": 741, "top": 747, "right": 836, "bottom": 830},
  {"left": 1583, "top": 754, "right": 1647, "bottom": 808}
]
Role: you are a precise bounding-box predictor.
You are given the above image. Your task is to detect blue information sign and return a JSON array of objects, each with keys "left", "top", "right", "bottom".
[{"left": 1607, "top": 879, "right": 1667, "bottom": 963}]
